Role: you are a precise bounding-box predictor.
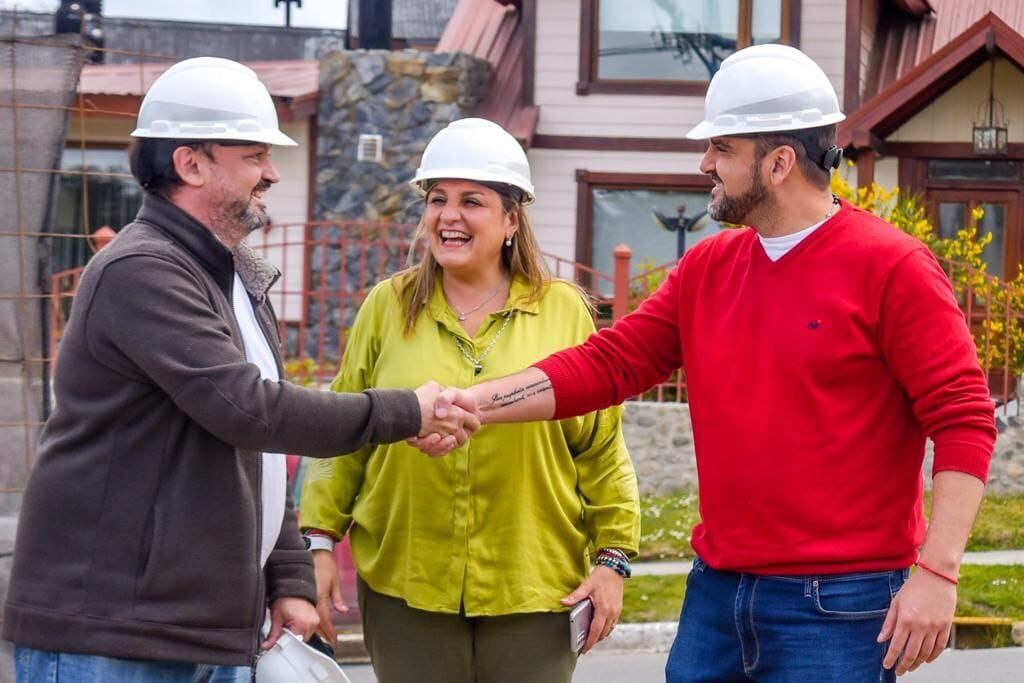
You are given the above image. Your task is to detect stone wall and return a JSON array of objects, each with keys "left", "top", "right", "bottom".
[
  {"left": 316, "top": 49, "right": 489, "bottom": 224},
  {"left": 623, "top": 402, "right": 1024, "bottom": 496},
  {"left": 307, "top": 49, "right": 490, "bottom": 358},
  {"left": 622, "top": 402, "right": 697, "bottom": 496}
]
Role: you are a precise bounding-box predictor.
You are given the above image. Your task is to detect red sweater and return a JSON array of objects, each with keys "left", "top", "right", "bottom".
[{"left": 537, "top": 201, "right": 995, "bottom": 574}]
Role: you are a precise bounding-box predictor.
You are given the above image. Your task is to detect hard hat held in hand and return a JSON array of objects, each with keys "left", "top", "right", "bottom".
[
  {"left": 131, "top": 57, "right": 297, "bottom": 146},
  {"left": 255, "top": 629, "right": 351, "bottom": 683},
  {"left": 410, "top": 117, "right": 535, "bottom": 204},
  {"left": 686, "top": 44, "right": 845, "bottom": 140}
]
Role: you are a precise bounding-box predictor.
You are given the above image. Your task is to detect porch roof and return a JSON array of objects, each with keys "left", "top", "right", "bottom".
[
  {"left": 76, "top": 59, "right": 319, "bottom": 122},
  {"left": 839, "top": 11, "right": 1024, "bottom": 149}
]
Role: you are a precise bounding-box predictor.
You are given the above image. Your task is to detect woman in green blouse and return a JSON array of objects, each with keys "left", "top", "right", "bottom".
[{"left": 299, "top": 118, "right": 640, "bottom": 683}]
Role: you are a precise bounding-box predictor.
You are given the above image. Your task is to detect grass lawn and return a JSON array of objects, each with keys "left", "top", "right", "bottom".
[
  {"left": 622, "top": 575, "right": 687, "bottom": 623},
  {"left": 941, "top": 494, "right": 1024, "bottom": 551},
  {"left": 639, "top": 491, "right": 1024, "bottom": 562},
  {"left": 638, "top": 492, "right": 699, "bottom": 561},
  {"left": 620, "top": 565, "right": 1024, "bottom": 623}
]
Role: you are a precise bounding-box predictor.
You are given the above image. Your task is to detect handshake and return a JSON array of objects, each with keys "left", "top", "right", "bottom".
[{"left": 411, "top": 381, "right": 482, "bottom": 456}]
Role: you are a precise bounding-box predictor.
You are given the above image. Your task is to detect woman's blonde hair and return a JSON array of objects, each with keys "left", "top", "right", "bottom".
[{"left": 393, "top": 181, "right": 553, "bottom": 335}]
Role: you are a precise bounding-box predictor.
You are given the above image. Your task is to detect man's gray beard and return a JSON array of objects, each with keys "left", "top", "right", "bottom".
[
  {"left": 211, "top": 198, "right": 267, "bottom": 244},
  {"left": 227, "top": 198, "right": 267, "bottom": 235}
]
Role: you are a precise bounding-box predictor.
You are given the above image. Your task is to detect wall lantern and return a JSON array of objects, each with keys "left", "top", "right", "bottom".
[{"left": 973, "top": 58, "right": 1009, "bottom": 155}]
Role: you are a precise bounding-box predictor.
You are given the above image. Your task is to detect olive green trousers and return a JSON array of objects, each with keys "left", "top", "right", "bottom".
[{"left": 357, "top": 577, "right": 578, "bottom": 683}]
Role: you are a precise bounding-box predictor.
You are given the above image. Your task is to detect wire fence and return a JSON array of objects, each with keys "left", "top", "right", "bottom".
[{"left": 1, "top": 13, "right": 176, "bottom": 502}]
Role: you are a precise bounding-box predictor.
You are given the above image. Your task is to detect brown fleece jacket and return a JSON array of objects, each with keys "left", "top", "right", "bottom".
[{"left": 3, "top": 194, "right": 421, "bottom": 666}]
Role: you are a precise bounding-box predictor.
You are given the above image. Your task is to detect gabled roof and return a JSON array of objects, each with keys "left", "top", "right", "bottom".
[
  {"left": 437, "top": 0, "right": 538, "bottom": 147},
  {"left": 840, "top": 12, "right": 1024, "bottom": 148},
  {"left": 865, "top": 0, "right": 1024, "bottom": 101}
]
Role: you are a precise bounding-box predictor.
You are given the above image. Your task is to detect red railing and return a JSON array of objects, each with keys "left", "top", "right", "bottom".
[
  {"left": 46, "top": 225, "right": 1023, "bottom": 408},
  {"left": 49, "top": 265, "right": 84, "bottom": 364}
]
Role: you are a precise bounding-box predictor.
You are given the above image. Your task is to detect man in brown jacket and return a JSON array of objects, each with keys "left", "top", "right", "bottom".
[{"left": 3, "top": 57, "right": 476, "bottom": 682}]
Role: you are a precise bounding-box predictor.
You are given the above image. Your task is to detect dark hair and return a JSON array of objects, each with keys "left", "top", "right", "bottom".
[
  {"left": 128, "top": 138, "right": 213, "bottom": 199},
  {"left": 748, "top": 124, "right": 838, "bottom": 190}
]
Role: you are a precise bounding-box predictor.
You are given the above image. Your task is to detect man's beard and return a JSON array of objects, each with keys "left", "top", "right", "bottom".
[
  {"left": 222, "top": 195, "right": 268, "bottom": 235},
  {"left": 708, "top": 166, "right": 769, "bottom": 225},
  {"left": 209, "top": 180, "right": 271, "bottom": 243}
]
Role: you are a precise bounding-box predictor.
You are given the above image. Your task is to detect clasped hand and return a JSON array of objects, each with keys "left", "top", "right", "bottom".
[{"left": 412, "top": 382, "right": 480, "bottom": 456}]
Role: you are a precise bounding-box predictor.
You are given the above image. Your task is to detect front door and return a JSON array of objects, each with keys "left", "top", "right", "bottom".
[{"left": 927, "top": 189, "right": 1020, "bottom": 280}]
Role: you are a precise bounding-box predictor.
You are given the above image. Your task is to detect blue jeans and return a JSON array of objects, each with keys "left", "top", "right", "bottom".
[
  {"left": 665, "top": 557, "right": 910, "bottom": 682},
  {"left": 15, "top": 646, "right": 251, "bottom": 683}
]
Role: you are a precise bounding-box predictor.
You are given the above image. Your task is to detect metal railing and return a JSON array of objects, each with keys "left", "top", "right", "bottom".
[{"left": 49, "top": 235, "right": 1023, "bottom": 410}]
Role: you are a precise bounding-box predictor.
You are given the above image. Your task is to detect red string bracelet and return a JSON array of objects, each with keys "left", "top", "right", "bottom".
[{"left": 915, "top": 559, "right": 958, "bottom": 585}]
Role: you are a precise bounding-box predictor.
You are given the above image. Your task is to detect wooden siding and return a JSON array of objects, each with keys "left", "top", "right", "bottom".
[
  {"left": 532, "top": 0, "right": 846, "bottom": 137},
  {"left": 887, "top": 58, "right": 1024, "bottom": 143},
  {"left": 801, "top": 0, "right": 846, "bottom": 106},
  {"left": 874, "top": 156, "right": 899, "bottom": 190}
]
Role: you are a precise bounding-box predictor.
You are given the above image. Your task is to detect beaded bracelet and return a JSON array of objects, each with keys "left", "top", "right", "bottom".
[{"left": 596, "top": 548, "right": 632, "bottom": 579}]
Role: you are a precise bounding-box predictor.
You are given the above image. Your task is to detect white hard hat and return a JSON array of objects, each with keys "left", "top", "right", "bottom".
[
  {"left": 409, "top": 117, "right": 535, "bottom": 204},
  {"left": 686, "top": 44, "right": 845, "bottom": 140},
  {"left": 131, "top": 57, "right": 297, "bottom": 146},
  {"left": 255, "top": 630, "right": 351, "bottom": 683}
]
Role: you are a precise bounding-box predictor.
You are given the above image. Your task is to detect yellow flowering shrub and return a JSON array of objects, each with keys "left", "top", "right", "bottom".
[{"left": 833, "top": 165, "right": 1024, "bottom": 375}]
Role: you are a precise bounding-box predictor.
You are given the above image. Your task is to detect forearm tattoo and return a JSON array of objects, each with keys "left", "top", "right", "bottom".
[{"left": 488, "top": 378, "right": 552, "bottom": 408}]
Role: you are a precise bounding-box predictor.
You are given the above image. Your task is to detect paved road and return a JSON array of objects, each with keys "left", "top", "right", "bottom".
[{"left": 341, "top": 647, "right": 1024, "bottom": 682}]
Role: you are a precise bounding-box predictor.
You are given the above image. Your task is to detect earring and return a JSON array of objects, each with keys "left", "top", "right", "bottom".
[{"left": 505, "top": 237, "right": 513, "bottom": 247}]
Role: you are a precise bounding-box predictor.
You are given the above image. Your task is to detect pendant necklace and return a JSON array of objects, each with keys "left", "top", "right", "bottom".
[
  {"left": 452, "top": 311, "right": 513, "bottom": 375},
  {"left": 446, "top": 279, "right": 506, "bottom": 322}
]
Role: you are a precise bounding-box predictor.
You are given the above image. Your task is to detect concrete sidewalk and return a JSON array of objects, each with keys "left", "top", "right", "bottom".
[{"left": 631, "top": 548, "right": 1024, "bottom": 577}]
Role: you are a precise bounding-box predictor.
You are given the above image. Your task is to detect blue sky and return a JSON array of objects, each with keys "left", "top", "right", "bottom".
[{"left": 2, "top": 0, "right": 348, "bottom": 29}]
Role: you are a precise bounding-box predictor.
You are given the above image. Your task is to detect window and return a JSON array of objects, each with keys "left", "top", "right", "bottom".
[
  {"left": 54, "top": 147, "right": 141, "bottom": 273},
  {"left": 927, "top": 159, "right": 1020, "bottom": 182},
  {"left": 929, "top": 189, "right": 1019, "bottom": 281},
  {"left": 578, "top": 0, "right": 799, "bottom": 96},
  {"left": 577, "top": 172, "right": 724, "bottom": 296}
]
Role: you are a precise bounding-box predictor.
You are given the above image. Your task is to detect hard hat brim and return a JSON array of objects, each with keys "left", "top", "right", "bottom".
[
  {"left": 130, "top": 128, "right": 298, "bottom": 147},
  {"left": 255, "top": 629, "right": 351, "bottom": 683},
  {"left": 685, "top": 112, "right": 847, "bottom": 140}
]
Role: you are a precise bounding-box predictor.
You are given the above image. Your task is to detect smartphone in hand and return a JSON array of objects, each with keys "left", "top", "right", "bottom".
[{"left": 569, "top": 598, "right": 594, "bottom": 653}]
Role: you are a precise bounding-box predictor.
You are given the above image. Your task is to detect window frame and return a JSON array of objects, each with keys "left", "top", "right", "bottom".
[
  {"left": 54, "top": 142, "right": 139, "bottom": 271},
  {"left": 576, "top": 0, "right": 801, "bottom": 96},
  {"left": 575, "top": 170, "right": 714, "bottom": 272}
]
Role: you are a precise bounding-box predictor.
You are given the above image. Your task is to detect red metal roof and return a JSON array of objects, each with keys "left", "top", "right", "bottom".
[
  {"left": 867, "top": 0, "right": 1024, "bottom": 99},
  {"left": 78, "top": 59, "right": 319, "bottom": 102},
  {"left": 437, "top": 0, "right": 538, "bottom": 146},
  {"left": 841, "top": 12, "right": 1024, "bottom": 148}
]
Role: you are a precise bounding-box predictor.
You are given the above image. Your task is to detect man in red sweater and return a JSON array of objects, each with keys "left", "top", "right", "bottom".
[{"left": 417, "top": 44, "right": 996, "bottom": 681}]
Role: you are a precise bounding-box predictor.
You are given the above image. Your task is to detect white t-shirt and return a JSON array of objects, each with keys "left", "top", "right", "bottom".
[
  {"left": 759, "top": 216, "right": 829, "bottom": 262},
  {"left": 231, "top": 273, "right": 287, "bottom": 569}
]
